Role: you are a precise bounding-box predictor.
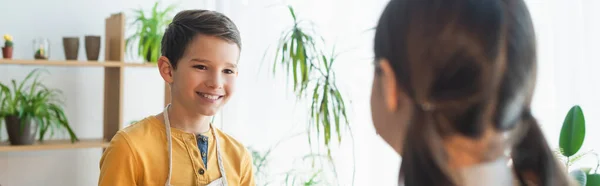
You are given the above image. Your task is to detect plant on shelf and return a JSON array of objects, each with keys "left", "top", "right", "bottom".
[
  {"left": 555, "top": 105, "right": 600, "bottom": 186},
  {"left": 126, "top": 2, "right": 176, "bottom": 63},
  {"left": 0, "top": 68, "right": 79, "bottom": 145},
  {"left": 266, "top": 5, "right": 350, "bottom": 156},
  {"left": 2, "top": 34, "right": 14, "bottom": 59}
]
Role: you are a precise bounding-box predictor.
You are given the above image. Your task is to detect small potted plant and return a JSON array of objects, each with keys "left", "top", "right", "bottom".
[
  {"left": 126, "top": 2, "right": 176, "bottom": 63},
  {"left": 2, "top": 34, "right": 13, "bottom": 59},
  {"left": 555, "top": 105, "right": 600, "bottom": 186},
  {"left": 0, "top": 69, "right": 79, "bottom": 145}
]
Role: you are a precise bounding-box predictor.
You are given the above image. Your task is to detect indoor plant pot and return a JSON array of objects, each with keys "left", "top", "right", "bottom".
[
  {"left": 63, "top": 37, "right": 79, "bottom": 60},
  {"left": 2, "top": 46, "right": 12, "bottom": 59},
  {"left": 2, "top": 34, "right": 14, "bottom": 59},
  {"left": 0, "top": 69, "right": 79, "bottom": 145},
  {"left": 85, "top": 35, "right": 100, "bottom": 61},
  {"left": 126, "top": 2, "right": 176, "bottom": 63},
  {"left": 5, "top": 116, "right": 38, "bottom": 145},
  {"left": 33, "top": 38, "right": 50, "bottom": 60}
]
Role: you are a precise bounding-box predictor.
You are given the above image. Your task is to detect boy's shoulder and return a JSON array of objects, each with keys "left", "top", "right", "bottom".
[
  {"left": 122, "top": 116, "right": 162, "bottom": 135},
  {"left": 113, "top": 116, "right": 163, "bottom": 144},
  {"left": 213, "top": 127, "right": 251, "bottom": 157}
]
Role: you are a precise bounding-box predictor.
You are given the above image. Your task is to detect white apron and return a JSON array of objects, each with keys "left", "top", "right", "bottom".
[{"left": 163, "top": 104, "right": 228, "bottom": 186}]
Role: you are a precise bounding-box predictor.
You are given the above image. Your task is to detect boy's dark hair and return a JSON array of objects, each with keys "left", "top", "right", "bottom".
[{"left": 161, "top": 9, "right": 241, "bottom": 69}]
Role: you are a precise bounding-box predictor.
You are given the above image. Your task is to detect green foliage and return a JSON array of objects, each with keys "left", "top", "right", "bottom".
[
  {"left": 249, "top": 133, "right": 339, "bottom": 186},
  {"left": 126, "top": 2, "right": 176, "bottom": 63},
  {"left": 3, "top": 34, "right": 13, "bottom": 47},
  {"left": 0, "top": 69, "right": 78, "bottom": 142},
  {"left": 571, "top": 169, "right": 588, "bottom": 186},
  {"left": 587, "top": 174, "right": 600, "bottom": 186},
  {"left": 560, "top": 105, "right": 586, "bottom": 157},
  {"left": 268, "top": 5, "right": 349, "bottom": 156},
  {"left": 5, "top": 40, "right": 13, "bottom": 47},
  {"left": 556, "top": 105, "right": 600, "bottom": 186}
]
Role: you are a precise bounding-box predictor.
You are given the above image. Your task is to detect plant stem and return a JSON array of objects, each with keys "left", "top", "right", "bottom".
[
  {"left": 566, "top": 156, "right": 570, "bottom": 171},
  {"left": 594, "top": 152, "right": 600, "bottom": 174}
]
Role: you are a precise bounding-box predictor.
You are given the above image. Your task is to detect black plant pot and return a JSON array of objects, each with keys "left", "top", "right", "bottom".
[{"left": 5, "top": 116, "right": 38, "bottom": 145}]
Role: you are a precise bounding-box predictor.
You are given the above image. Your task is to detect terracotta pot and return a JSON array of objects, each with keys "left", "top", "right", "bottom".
[
  {"left": 5, "top": 115, "right": 38, "bottom": 145},
  {"left": 85, "top": 36, "right": 101, "bottom": 61},
  {"left": 63, "top": 37, "right": 80, "bottom": 60},
  {"left": 2, "top": 47, "right": 13, "bottom": 59}
]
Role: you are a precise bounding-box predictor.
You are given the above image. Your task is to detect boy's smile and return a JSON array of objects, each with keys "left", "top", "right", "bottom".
[
  {"left": 161, "top": 34, "right": 240, "bottom": 117},
  {"left": 196, "top": 91, "right": 224, "bottom": 103}
]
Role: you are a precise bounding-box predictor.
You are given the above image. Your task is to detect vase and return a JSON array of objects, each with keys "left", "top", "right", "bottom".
[
  {"left": 63, "top": 37, "right": 79, "bottom": 60},
  {"left": 33, "top": 38, "right": 50, "bottom": 60},
  {"left": 85, "top": 35, "right": 101, "bottom": 61},
  {"left": 2, "top": 46, "right": 13, "bottom": 59},
  {"left": 5, "top": 115, "right": 38, "bottom": 145}
]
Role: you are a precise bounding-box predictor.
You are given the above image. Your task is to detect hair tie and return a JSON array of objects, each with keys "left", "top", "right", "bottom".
[{"left": 419, "top": 101, "right": 436, "bottom": 112}]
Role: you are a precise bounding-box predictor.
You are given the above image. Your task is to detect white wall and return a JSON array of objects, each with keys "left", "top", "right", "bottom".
[{"left": 526, "top": 0, "right": 600, "bottom": 170}]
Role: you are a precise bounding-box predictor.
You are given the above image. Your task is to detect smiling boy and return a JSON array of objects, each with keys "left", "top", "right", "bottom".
[{"left": 99, "top": 10, "right": 255, "bottom": 186}]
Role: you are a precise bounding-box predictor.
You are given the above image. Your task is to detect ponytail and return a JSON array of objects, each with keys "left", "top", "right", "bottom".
[
  {"left": 511, "top": 109, "right": 572, "bottom": 185},
  {"left": 399, "top": 105, "right": 456, "bottom": 186}
]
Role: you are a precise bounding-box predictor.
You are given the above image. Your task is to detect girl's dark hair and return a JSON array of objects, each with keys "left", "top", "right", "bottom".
[{"left": 374, "top": 0, "right": 571, "bottom": 185}]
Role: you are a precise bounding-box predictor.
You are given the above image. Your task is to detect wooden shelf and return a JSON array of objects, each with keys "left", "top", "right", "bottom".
[
  {"left": 0, "top": 13, "right": 168, "bottom": 154},
  {"left": 0, "top": 139, "right": 109, "bottom": 152},
  {"left": 0, "top": 59, "right": 156, "bottom": 67}
]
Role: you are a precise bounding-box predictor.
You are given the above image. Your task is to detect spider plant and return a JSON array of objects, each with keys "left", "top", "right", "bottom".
[
  {"left": 0, "top": 68, "right": 78, "bottom": 144},
  {"left": 267, "top": 5, "right": 349, "bottom": 156},
  {"left": 126, "top": 2, "right": 176, "bottom": 63}
]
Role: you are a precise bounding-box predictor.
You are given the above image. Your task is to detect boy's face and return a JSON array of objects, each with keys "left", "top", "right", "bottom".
[{"left": 162, "top": 35, "right": 240, "bottom": 116}]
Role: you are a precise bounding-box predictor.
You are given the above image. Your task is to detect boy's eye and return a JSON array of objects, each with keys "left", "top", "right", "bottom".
[
  {"left": 223, "top": 69, "right": 235, "bottom": 74},
  {"left": 194, "top": 65, "right": 207, "bottom": 70}
]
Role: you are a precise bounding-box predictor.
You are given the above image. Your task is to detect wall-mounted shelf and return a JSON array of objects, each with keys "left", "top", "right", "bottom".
[
  {"left": 0, "top": 59, "right": 156, "bottom": 67},
  {"left": 0, "top": 139, "right": 109, "bottom": 152},
  {"left": 0, "top": 13, "right": 169, "bottom": 152}
]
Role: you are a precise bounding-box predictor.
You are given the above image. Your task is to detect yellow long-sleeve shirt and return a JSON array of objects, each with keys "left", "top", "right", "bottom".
[{"left": 98, "top": 116, "right": 255, "bottom": 186}]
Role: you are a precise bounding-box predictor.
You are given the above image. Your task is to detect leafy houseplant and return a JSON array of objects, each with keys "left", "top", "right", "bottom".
[
  {"left": 267, "top": 6, "right": 350, "bottom": 156},
  {"left": 556, "top": 105, "right": 600, "bottom": 186},
  {"left": 0, "top": 69, "right": 79, "bottom": 145},
  {"left": 249, "top": 134, "right": 336, "bottom": 186},
  {"left": 126, "top": 2, "right": 176, "bottom": 63},
  {"left": 2, "top": 34, "right": 14, "bottom": 59}
]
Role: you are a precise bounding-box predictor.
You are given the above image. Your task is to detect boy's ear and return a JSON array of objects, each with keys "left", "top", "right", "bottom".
[{"left": 158, "top": 56, "right": 174, "bottom": 84}]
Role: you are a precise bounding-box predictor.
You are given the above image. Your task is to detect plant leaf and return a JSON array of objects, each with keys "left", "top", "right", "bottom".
[
  {"left": 560, "top": 105, "right": 586, "bottom": 157},
  {"left": 570, "top": 169, "right": 587, "bottom": 186},
  {"left": 288, "top": 6, "right": 297, "bottom": 22},
  {"left": 587, "top": 174, "right": 600, "bottom": 186}
]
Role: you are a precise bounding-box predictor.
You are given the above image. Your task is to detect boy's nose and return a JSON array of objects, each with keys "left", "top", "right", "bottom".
[{"left": 205, "top": 74, "right": 224, "bottom": 89}]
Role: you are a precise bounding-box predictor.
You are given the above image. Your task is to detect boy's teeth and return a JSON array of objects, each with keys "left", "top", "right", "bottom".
[{"left": 201, "top": 94, "right": 219, "bottom": 100}]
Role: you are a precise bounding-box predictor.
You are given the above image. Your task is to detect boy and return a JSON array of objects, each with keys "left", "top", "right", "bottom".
[{"left": 98, "top": 9, "right": 255, "bottom": 186}]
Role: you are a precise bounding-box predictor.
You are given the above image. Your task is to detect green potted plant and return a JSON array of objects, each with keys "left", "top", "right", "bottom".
[
  {"left": 0, "top": 69, "right": 79, "bottom": 145},
  {"left": 126, "top": 2, "right": 176, "bottom": 63},
  {"left": 556, "top": 105, "right": 600, "bottom": 186},
  {"left": 2, "top": 34, "right": 13, "bottom": 59}
]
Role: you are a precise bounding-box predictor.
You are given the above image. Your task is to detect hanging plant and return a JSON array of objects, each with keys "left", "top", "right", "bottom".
[{"left": 267, "top": 6, "right": 350, "bottom": 155}]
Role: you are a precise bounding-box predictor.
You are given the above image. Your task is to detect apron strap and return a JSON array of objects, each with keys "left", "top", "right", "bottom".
[
  {"left": 212, "top": 125, "right": 228, "bottom": 186},
  {"left": 163, "top": 104, "right": 228, "bottom": 186},
  {"left": 163, "top": 104, "right": 173, "bottom": 186}
]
